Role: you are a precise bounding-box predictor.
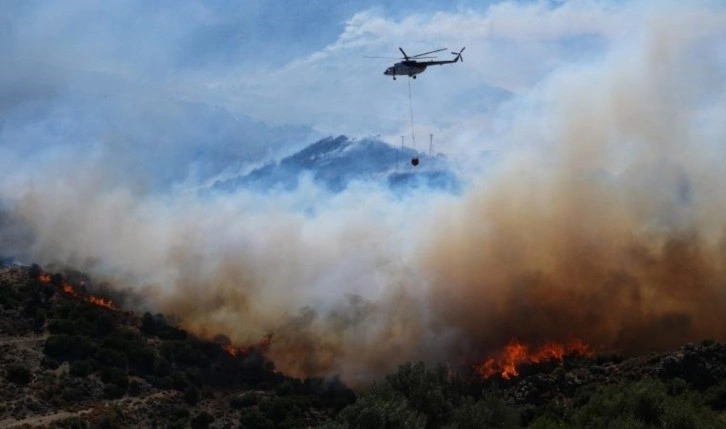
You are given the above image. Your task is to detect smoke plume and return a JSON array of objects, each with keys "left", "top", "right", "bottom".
[{"left": 1, "top": 3, "right": 726, "bottom": 386}]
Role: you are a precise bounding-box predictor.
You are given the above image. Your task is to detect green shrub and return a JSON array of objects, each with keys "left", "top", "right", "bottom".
[
  {"left": 100, "top": 366, "right": 128, "bottom": 389},
  {"left": 190, "top": 411, "right": 214, "bottom": 429},
  {"left": 140, "top": 312, "right": 157, "bottom": 336},
  {"left": 128, "top": 380, "right": 142, "bottom": 396},
  {"left": 41, "top": 357, "right": 60, "bottom": 370},
  {"left": 96, "top": 348, "right": 128, "bottom": 368},
  {"left": 384, "top": 362, "right": 453, "bottom": 427},
  {"left": 28, "top": 264, "right": 42, "bottom": 279},
  {"left": 184, "top": 385, "right": 200, "bottom": 405},
  {"left": 56, "top": 416, "right": 88, "bottom": 429},
  {"left": 705, "top": 378, "right": 726, "bottom": 410},
  {"left": 448, "top": 394, "right": 521, "bottom": 429},
  {"left": 103, "top": 383, "right": 127, "bottom": 399},
  {"left": 172, "top": 371, "right": 190, "bottom": 391},
  {"left": 632, "top": 384, "right": 666, "bottom": 426},
  {"left": 6, "top": 365, "right": 32, "bottom": 385},
  {"left": 44, "top": 334, "right": 99, "bottom": 360},
  {"left": 259, "top": 396, "right": 303, "bottom": 424},
  {"left": 663, "top": 397, "right": 722, "bottom": 429},
  {"left": 239, "top": 409, "right": 274, "bottom": 429},
  {"left": 231, "top": 391, "right": 259, "bottom": 409},
  {"left": 334, "top": 391, "right": 426, "bottom": 429},
  {"left": 69, "top": 360, "right": 94, "bottom": 377},
  {"left": 127, "top": 346, "right": 157, "bottom": 375}
]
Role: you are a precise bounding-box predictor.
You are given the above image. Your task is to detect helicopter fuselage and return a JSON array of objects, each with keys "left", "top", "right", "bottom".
[
  {"left": 384, "top": 61, "right": 426, "bottom": 79},
  {"left": 382, "top": 51, "right": 463, "bottom": 79}
]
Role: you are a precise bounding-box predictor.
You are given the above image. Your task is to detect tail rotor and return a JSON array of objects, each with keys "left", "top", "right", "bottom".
[{"left": 452, "top": 47, "right": 465, "bottom": 62}]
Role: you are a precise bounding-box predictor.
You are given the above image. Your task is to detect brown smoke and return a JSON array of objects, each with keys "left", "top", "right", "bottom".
[
  {"left": 421, "top": 6, "right": 726, "bottom": 359},
  {"left": 1, "top": 4, "right": 725, "bottom": 387}
]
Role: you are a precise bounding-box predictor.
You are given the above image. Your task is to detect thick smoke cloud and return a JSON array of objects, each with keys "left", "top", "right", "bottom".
[
  {"left": 424, "top": 3, "right": 726, "bottom": 358},
  {"left": 1, "top": 2, "right": 726, "bottom": 386}
]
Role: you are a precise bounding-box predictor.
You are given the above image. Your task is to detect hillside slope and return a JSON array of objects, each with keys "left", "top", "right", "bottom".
[{"left": 2, "top": 264, "right": 726, "bottom": 428}]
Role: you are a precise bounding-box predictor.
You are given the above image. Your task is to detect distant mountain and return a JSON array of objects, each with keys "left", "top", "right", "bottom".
[
  {"left": 211, "top": 135, "right": 461, "bottom": 193},
  {"left": 0, "top": 89, "right": 318, "bottom": 190}
]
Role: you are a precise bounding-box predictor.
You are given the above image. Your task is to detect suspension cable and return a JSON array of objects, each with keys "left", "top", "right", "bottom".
[{"left": 407, "top": 77, "right": 416, "bottom": 151}]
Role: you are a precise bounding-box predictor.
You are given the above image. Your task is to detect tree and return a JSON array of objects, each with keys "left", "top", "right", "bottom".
[
  {"left": 28, "top": 263, "right": 42, "bottom": 279},
  {"left": 140, "top": 312, "right": 156, "bottom": 336}
]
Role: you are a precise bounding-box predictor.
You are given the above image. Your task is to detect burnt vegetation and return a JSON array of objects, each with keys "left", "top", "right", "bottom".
[{"left": 2, "top": 264, "right": 726, "bottom": 428}]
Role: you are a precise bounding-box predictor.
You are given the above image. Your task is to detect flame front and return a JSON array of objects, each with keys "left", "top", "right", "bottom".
[
  {"left": 37, "top": 272, "right": 116, "bottom": 310},
  {"left": 475, "top": 339, "right": 593, "bottom": 380},
  {"left": 87, "top": 295, "right": 115, "bottom": 310},
  {"left": 222, "top": 334, "right": 273, "bottom": 357}
]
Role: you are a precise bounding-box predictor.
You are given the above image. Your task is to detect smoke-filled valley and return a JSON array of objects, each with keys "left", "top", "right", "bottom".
[{"left": 1, "top": 1, "right": 726, "bottom": 390}]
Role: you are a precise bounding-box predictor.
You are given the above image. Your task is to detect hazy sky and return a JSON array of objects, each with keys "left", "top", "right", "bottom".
[{"left": 1, "top": 0, "right": 664, "bottom": 150}]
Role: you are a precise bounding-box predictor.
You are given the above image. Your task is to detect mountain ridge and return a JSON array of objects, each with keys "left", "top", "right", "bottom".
[{"left": 212, "top": 135, "right": 461, "bottom": 193}]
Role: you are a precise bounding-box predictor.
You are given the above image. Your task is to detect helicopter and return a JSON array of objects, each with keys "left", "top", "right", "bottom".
[{"left": 367, "top": 47, "right": 465, "bottom": 80}]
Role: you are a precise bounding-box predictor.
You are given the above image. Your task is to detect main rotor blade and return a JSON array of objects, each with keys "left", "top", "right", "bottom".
[
  {"left": 410, "top": 48, "right": 447, "bottom": 58},
  {"left": 363, "top": 56, "right": 403, "bottom": 59},
  {"left": 399, "top": 47, "right": 409, "bottom": 59}
]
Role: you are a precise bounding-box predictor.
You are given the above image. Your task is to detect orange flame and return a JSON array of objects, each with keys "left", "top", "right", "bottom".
[
  {"left": 36, "top": 271, "right": 116, "bottom": 310},
  {"left": 222, "top": 334, "right": 273, "bottom": 357},
  {"left": 475, "top": 339, "right": 593, "bottom": 380},
  {"left": 223, "top": 344, "right": 241, "bottom": 357},
  {"left": 87, "top": 295, "right": 115, "bottom": 310}
]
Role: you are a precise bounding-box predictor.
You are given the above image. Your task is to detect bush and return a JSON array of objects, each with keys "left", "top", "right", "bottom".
[
  {"left": 706, "top": 379, "right": 726, "bottom": 410},
  {"left": 632, "top": 385, "right": 665, "bottom": 426},
  {"left": 56, "top": 417, "right": 88, "bottom": 429},
  {"left": 6, "top": 365, "right": 32, "bottom": 385},
  {"left": 231, "top": 391, "right": 259, "bottom": 409},
  {"left": 44, "top": 334, "right": 99, "bottom": 360},
  {"left": 96, "top": 348, "right": 128, "bottom": 368},
  {"left": 184, "top": 385, "right": 200, "bottom": 405},
  {"left": 239, "top": 409, "right": 274, "bottom": 429},
  {"left": 70, "top": 360, "right": 95, "bottom": 377},
  {"left": 127, "top": 347, "right": 157, "bottom": 375},
  {"left": 663, "top": 397, "right": 722, "bottom": 429},
  {"left": 28, "top": 263, "right": 42, "bottom": 279},
  {"left": 128, "top": 380, "right": 142, "bottom": 396},
  {"left": 259, "top": 396, "right": 304, "bottom": 425},
  {"left": 384, "top": 362, "right": 454, "bottom": 428},
  {"left": 103, "top": 383, "right": 127, "bottom": 400},
  {"left": 140, "top": 312, "right": 157, "bottom": 336},
  {"left": 100, "top": 366, "right": 129, "bottom": 389},
  {"left": 172, "top": 371, "right": 190, "bottom": 391},
  {"left": 334, "top": 388, "right": 426, "bottom": 429},
  {"left": 448, "top": 394, "right": 521, "bottom": 429},
  {"left": 190, "top": 411, "right": 215, "bottom": 429},
  {"left": 41, "top": 357, "right": 60, "bottom": 370}
]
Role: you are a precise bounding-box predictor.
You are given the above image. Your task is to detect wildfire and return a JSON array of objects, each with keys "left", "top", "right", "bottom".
[
  {"left": 222, "top": 334, "right": 273, "bottom": 357},
  {"left": 87, "top": 295, "right": 115, "bottom": 310},
  {"left": 475, "top": 339, "right": 594, "bottom": 380},
  {"left": 37, "top": 272, "right": 116, "bottom": 310}
]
